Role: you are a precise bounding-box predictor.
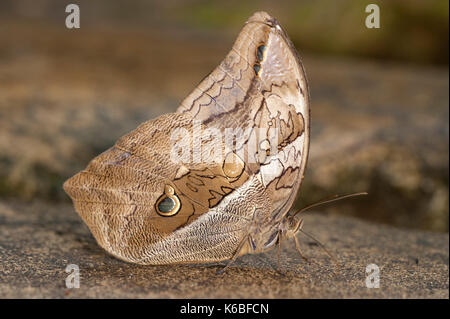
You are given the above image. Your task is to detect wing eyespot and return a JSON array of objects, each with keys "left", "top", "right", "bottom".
[
  {"left": 256, "top": 44, "right": 267, "bottom": 62},
  {"left": 253, "top": 63, "right": 262, "bottom": 76},
  {"left": 253, "top": 44, "right": 267, "bottom": 77},
  {"left": 155, "top": 185, "right": 181, "bottom": 217}
]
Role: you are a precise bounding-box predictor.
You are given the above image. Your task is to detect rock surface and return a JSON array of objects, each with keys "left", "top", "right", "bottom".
[{"left": 0, "top": 200, "right": 448, "bottom": 298}]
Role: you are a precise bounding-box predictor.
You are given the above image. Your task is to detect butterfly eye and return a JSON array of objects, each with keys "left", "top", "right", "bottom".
[{"left": 155, "top": 185, "right": 181, "bottom": 217}]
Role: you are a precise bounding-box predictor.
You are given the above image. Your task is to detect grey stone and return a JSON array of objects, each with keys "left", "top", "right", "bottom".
[{"left": 0, "top": 200, "right": 448, "bottom": 298}]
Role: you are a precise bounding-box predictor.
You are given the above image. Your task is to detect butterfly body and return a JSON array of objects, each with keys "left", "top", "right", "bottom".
[{"left": 64, "top": 11, "right": 310, "bottom": 265}]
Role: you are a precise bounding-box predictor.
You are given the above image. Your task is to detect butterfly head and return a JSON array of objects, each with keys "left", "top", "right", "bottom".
[{"left": 280, "top": 214, "right": 304, "bottom": 239}]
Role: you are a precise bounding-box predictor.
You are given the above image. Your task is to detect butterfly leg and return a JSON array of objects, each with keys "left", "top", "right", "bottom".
[
  {"left": 216, "top": 206, "right": 262, "bottom": 274},
  {"left": 276, "top": 230, "right": 287, "bottom": 275},
  {"left": 217, "top": 234, "right": 250, "bottom": 274},
  {"left": 294, "top": 235, "right": 309, "bottom": 263}
]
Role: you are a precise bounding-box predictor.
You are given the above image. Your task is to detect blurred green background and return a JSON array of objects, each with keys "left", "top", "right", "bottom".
[
  {"left": 0, "top": 0, "right": 448, "bottom": 232},
  {"left": 1, "top": 0, "right": 448, "bottom": 65}
]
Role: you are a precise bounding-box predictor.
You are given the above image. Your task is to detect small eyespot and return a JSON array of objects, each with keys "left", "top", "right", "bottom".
[
  {"left": 256, "top": 45, "right": 266, "bottom": 61},
  {"left": 155, "top": 185, "right": 181, "bottom": 217},
  {"left": 253, "top": 63, "right": 261, "bottom": 76}
]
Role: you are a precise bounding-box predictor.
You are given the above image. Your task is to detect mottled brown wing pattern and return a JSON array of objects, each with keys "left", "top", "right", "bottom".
[
  {"left": 176, "top": 12, "right": 309, "bottom": 182},
  {"left": 64, "top": 113, "right": 250, "bottom": 261},
  {"left": 63, "top": 11, "right": 310, "bottom": 265}
]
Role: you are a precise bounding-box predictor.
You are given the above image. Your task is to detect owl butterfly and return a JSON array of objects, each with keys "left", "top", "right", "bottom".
[{"left": 64, "top": 11, "right": 317, "bottom": 270}]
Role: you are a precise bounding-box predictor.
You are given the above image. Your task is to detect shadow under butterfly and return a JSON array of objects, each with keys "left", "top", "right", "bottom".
[{"left": 63, "top": 11, "right": 367, "bottom": 273}]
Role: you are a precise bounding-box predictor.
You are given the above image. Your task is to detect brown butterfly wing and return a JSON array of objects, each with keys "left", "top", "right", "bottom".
[{"left": 63, "top": 11, "right": 309, "bottom": 264}]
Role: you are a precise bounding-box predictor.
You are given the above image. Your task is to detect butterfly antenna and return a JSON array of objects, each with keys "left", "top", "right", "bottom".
[
  {"left": 293, "top": 192, "right": 368, "bottom": 217},
  {"left": 299, "top": 229, "right": 340, "bottom": 269}
]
